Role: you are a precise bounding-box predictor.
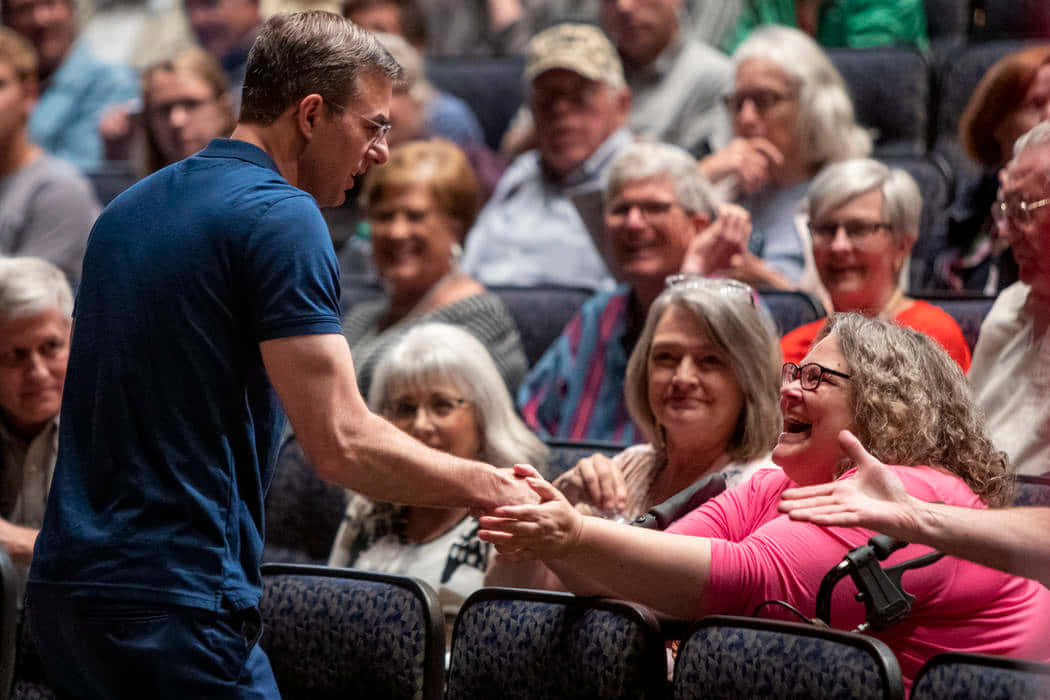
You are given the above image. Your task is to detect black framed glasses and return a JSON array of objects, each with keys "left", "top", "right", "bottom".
[
  {"left": 781, "top": 362, "right": 851, "bottom": 391},
  {"left": 808, "top": 219, "right": 893, "bottom": 244}
]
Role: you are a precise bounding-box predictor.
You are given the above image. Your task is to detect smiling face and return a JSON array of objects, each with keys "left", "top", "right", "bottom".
[
  {"left": 773, "top": 332, "right": 853, "bottom": 486},
  {"left": 606, "top": 175, "right": 703, "bottom": 289},
  {"left": 369, "top": 182, "right": 458, "bottom": 302},
  {"left": 0, "top": 60, "right": 35, "bottom": 150},
  {"left": 146, "top": 68, "right": 231, "bottom": 163},
  {"left": 646, "top": 303, "right": 744, "bottom": 456},
  {"left": 811, "top": 188, "right": 911, "bottom": 314},
  {"left": 298, "top": 70, "right": 392, "bottom": 208},
  {"left": 383, "top": 378, "right": 481, "bottom": 460},
  {"left": 731, "top": 57, "right": 802, "bottom": 166},
  {"left": 0, "top": 308, "right": 70, "bottom": 439},
  {"left": 530, "top": 68, "right": 630, "bottom": 178}
]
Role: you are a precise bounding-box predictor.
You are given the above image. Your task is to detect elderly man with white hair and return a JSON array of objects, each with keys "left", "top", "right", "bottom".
[
  {"left": 0, "top": 257, "right": 71, "bottom": 580},
  {"left": 967, "top": 120, "right": 1050, "bottom": 477},
  {"left": 518, "top": 140, "right": 731, "bottom": 443}
]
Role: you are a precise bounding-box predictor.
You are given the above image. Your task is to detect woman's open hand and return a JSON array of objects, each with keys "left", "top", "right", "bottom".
[
  {"left": 553, "top": 452, "right": 627, "bottom": 514},
  {"left": 778, "top": 430, "right": 920, "bottom": 539},
  {"left": 479, "top": 466, "right": 585, "bottom": 561}
]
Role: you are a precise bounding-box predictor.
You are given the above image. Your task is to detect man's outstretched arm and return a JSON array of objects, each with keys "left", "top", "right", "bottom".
[{"left": 261, "top": 333, "right": 537, "bottom": 512}]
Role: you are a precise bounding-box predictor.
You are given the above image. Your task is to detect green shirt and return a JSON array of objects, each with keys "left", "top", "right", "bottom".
[{"left": 722, "top": 0, "right": 929, "bottom": 53}]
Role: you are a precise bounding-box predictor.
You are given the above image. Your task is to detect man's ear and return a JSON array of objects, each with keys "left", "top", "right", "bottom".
[
  {"left": 295, "top": 93, "right": 325, "bottom": 140},
  {"left": 616, "top": 86, "right": 632, "bottom": 119}
]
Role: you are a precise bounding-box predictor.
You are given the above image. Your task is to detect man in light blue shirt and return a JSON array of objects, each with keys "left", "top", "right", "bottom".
[
  {"left": 461, "top": 23, "right": 632, "bottom": 291},
  {"left": 4, "top": 0, "right": 137, "bottom": 170}
]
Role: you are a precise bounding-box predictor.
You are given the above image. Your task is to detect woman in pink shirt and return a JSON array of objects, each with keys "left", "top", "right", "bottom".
[{"left": 480, "top": 313, "right": 1050, "bottom": 692}]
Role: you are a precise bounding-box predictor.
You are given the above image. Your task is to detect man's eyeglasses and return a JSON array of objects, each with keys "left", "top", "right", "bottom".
[
  {"left": 664, "top": 274, "right": 757, "bottom": 306},
  {"left": 992, "top": 195, "right": 1050, "bottom": 227},
  {"left": 808, "top": 220, "right": 893, "bottom": 244},
  {"left": 781, "top": 362, "right": 851, "bottom": 391},
  {"left": 356, "top": 111, "right": 392, "bottom": 148},
  {"left": 606, "top": 200, "right": 683, "bottom": 225},
  {"left": 722, "top": 88, "right": 796, "bottom": 115},
  {"left": 383, "top": 393, "right": 470, "bottom": 425}
]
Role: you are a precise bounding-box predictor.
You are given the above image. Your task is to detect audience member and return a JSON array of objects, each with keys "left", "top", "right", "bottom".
[
  {"left": 184, "top": 0, "right": 262, "bottom": 108},
  {"left": 781, "top": 158, "right": 971, "bottom": 369},
  {"left": 344, "top": 0, "right": 530, "bottom": 56},
  {"left": 3, "top": 0, "right": 137, "bottom": 170},
  {"left": 329, "top": 323, "right": 547, "bottom": 624},
  {"left": 460, "top": 23, "right": 632, "bottom": 290},
  {"left": 600, "top": 0, "right": 731, "bottom": 157},
  {"left": 102, "top": 48, "right": 236, "bottom": 176},
  {"left": 516, "top": 142, "right": 719, "bottom": 442},
  {"left": 0, "top": 28, "right": 100, "bottom": 285},
  {"left": 0, "top": 257, "right": 70, "bottom": 594},
  {"left": 968, "top": 121, "right": 1050, "bottom": 477},
  {"left": 721, "top": 0, "right": 928, "bottom": 53},
  {"left": 344, "top": 139, "right": 526, "bottom": 396},
  {"left": 480, "top": 314, "right": 1050, "bottom": 693},
  {"left": 940, "top": 45, "right": 1050, "bottom": 293},
  {"left": 699, "top": 26, "right": 872, "bottom": 292},
  {"left": 488, "top": 278, "right": 781, "bottom": 590}
]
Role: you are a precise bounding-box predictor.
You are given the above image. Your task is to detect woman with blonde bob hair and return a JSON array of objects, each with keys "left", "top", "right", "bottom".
[
  {"left": 330, "top": 323, "right": 546, "bottom": 621},
  {"left": 782, "top": 158, "right": 971, "bottom": 370},
  {"left": 480, "top": 314, "right": 1049, "bottom": 693},
  {"left": 699, "top": 26, "right": 871, "bottom": 293},
  {"left": 487, "top": 278, "right": 782, "bottom": 590}
]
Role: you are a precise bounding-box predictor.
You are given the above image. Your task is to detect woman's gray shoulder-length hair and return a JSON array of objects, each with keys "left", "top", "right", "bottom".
[
  {"left": 624, "top": 281, "right": 782, "bottom": 463},
  {"left": 367, "top": 322, "right": 549, "bottom": 474}
]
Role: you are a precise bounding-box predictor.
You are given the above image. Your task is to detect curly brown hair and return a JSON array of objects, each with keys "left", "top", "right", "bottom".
[{"left": 818, "top": 313, "right": 1011, "bottom": 506}]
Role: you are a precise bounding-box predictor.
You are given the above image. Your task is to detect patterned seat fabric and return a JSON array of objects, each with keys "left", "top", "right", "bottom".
[
  {"left": 259, "top": 567, "right": 443, "bottom": 700},
  {"left": 758, "top": 290, "right": 827, "bottom": 336},
  {"left": 673, "top": 617, "right": 903, "bottom": 700},
  {"left": 911, "top": 652, "right": 1050, "bottom": 699},
  {"left": 446, "top": 590, "right": 666, "bottom": 700},
  {"left": 1012, "top": 475, "right": 1050, "bottom": 507},
  {"left": 262, "top": 436, "right": 349, "bottom": 565}
]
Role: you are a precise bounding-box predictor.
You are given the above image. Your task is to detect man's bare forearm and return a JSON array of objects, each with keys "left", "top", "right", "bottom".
[
  {"left": 0, "top": 518, "right": 38, "bottom": 564},
  {"left": 909, "top": 501, "right": 1050, "bottom": 586}
]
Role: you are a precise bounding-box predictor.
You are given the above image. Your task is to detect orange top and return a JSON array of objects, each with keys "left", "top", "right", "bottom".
[{"left": 780, "top": 300, "right": 972, "bottom": 371}]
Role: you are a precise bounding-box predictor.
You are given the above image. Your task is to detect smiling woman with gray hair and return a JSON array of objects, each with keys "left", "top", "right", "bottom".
[{"left": 781, "top": 157, "right": 971, "bottom": 370}]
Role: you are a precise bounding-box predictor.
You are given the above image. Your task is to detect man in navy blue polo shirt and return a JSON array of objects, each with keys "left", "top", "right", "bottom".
[{"left": 25, "top": 11, "right": 537, "bottom": 698}]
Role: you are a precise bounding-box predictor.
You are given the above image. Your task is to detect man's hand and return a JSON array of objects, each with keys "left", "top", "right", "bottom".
[
  {"left": 699, "top": 137, "right": 784, "bottom": 195},
  {"left": 479, "top": 471, "right": 584, "bottom": 561},
  {"left": 778, "top": 430, "right": 919, "bottom": 539},
  {"left": 553, "top": 452, "right": 627, "bottom": 513},
  {"left": 681, "top": 203, "right": 751, "bottom": 276}
]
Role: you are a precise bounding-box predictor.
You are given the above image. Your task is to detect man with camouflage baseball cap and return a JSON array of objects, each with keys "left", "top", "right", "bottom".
[{"left": 461, "top": 23, "right": 633, "bottom": 291}]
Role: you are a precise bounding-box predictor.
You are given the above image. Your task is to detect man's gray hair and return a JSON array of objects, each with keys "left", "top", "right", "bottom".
[
  {"left": 605, "top": 141, "right": 720, "bottom": 217},
  {"left": 807, "top": 158, "right": 922, "bottom": 242},
  {"left": 0, "top": 257, "right": 73, "bottom": 320},
  {"left": 240, "top": 10, "right": 403, "bottom": 124},
  {"left": 624, "top": 283, "right": 782, "bottom": 463},
  {"left": 368, "top": 323, "right": 549, "bottom": 474},
  {"left": 1013, "top": 120, "right": 1050, "bottom": 158},
  {"left": 733, "top": 26, "right": 872, "bottom": 169}
]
